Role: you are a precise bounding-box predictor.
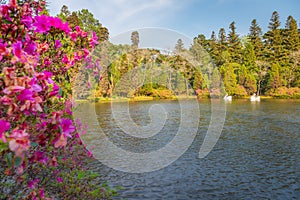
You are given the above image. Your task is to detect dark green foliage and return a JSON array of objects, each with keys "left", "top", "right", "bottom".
[
  {"left": 284, "top": 16, "right": 300, "bottom": 51},
  {"left": 70, "top": 9, "right": 299, "bottom": 98},
  {"left": 228, "top": 21, "right": 243, "bottom": 63},
  {"left": 268, "top": 62, "right": 282, "bottom": 91},
  {"left": 249, "top": 19, "right": 263, "bottom": 59},
  {"left": 57, "top": 5, "right": 109, "bottom": 42}
]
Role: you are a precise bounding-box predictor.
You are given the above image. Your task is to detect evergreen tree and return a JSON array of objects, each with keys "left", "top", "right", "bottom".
[
  {"left": 216, "top": 28, "right": 227, "bottom": 66},
  {"left": 220, "top": 63, "right": 238, "bottom": 95},
  {"left": 284, "top": 16, "right": 300, "bottom": 52},
  {"left": 268, "top": 62, "right": 281, "bottom": 91},
  {"left": 99, "top": 27, "right": 109, "bottom": 42},
  {"left": 243, "top": 42, "right": 257, "bottom": 71},
  {"left": 193, "top": 69, "right": 204, "bottom": 90},
  {"left": 131, "top": 31, "right": 139, "bottom": 49},
  {"left": 263, "top": 11, "right": 284, "bottom": 63},
  {"left": 66, "top": 12, "right": 82, "bottom": 29},
  {"left": 255, "top": 60, "right": 270, "bottom": 95},
  {"left": 289, "top": 50, "right": 300, "bottom": 87},
  {"left": 175, "top": 38, "right": 185, "bottom": 53},
  {"left": 241, "top": 42, "right": 259, "bottom": 94},
  {"left": 269, "top": 11, "right": 281, "bottom": 30},
  {"left": 77, "top": 9, "right": 109, "bottom": 42},
  {"left": 228, "top": 21, "right": 242, "bottom": 63},
  {"left": 57, "top": 5, "right": 70, "bottom": 22},
  {"left": 211, "top": 67, "right": 221, "bottom": 89},
  {"left": 208, "top": 31, "right": 219, "bottom": 62},
  {"left": 209, "top": 67, "right": 222, "bottom": 97},
  {"left": 248, "top": 19, "right": 263, "bottom": 59},
  {"left": 218, "top": 28, "right": 227, "bottom": 50}
]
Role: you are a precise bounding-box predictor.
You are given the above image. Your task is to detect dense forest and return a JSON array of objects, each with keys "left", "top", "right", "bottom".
[{"left": 58, "top": 6, "right": 300, "bottom": 99}]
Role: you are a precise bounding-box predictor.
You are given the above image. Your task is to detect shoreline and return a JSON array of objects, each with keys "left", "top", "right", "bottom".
[{"left": 75, "top": 95, "right": 300, "bottom": 103}]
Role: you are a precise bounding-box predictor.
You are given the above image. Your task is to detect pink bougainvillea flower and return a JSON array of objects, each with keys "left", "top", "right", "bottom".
[
  {"left": 87, "top": 150, "right": 93, "bottom": 158},
  {"left": 81, "top": 31, "right": 88, "bottom": 38},
  {"left": 0, "top": 5, "right": 10, "bottom": 20},
  {"left": 48, "top": 83, "right": 60, "bottom": 98},
  {"left": 66, "top": 59, "right": 75, "bottom": 69},
  {"left": 3, "top": 85, "right": 25, "bottom": 95},
  {"left": 0, "top": 120, "right": 10, "bottom": 143},
  {"left": 0, "top": 42, "right": 8, "bottom": 61},
  {"left": 28, "top": 178, "right": 39, "bottom": 189},
  {"left": 51, "top": 111, "right": 63, "bottom": 124},
  {"left": 57, "top": 177, "right": 63, "bottom": 183},
  {"left": 75, "top": 26, "right": 81, "bottom": 33},
  {"left": 35, "top": 71, "right": 53, "bottom": 84},
  {"left": 31, "top": 151, "right": 48, "bottom": 165},
  {"left": 74, "top": 51, "right": 82, "bottom": 61},
  {"left": 29, "top": 78, "right": 42, "bottom": 92},
  {"left": 0, "top": 96, "right": 13, "bottom": 105},
  {"left": 60, "top": 118, "right": 75, "bottom": 138},
  {"left": 50, "top": 156, "right": 57, "bottom": 167},
  {"left": 37, "top": 42, "right": 49, "bottom": 54},
  {"left": 33, "top": 15, "right": 51, "bottom": 33},
  {"left": 74, "top": 26, "right": 88, "bottom": 38},
  {"left": 9, "top": 0, "right": 18, "bottom": 8},
  {"left": 89, "top": 31, "right": 99, "bottom": 48},
  {"left": 21, "top": 2, "right": 32, "bottom": 16},
  {"left": 12, "top": 41, "right": 23, "bottom": 59},
  {"left": 21, "top": 16, "right": 33, "bottom": 28},
  {"left": 39, "top": 188, "right": 45, "bottom": 198},
  {"left": 43, "top": 57, "right": 52, "bottom": 66},
  {"left": 85, "top": 59, "right": 93, "bottom": 69},
  {"left": 2, "top": 67, "right": 16, "bottom": 86},
  {"left": 54, "top": 40, "right": 62, "bottom": 49},
  {"left": 20, "top": 97, "right": 43, "bottom": 113},
  {"left": 24, "top": 42, "right": 37, "bottom": 55},
  {"left": 83, "top": 48, "right": 90, "bottom": 59},
  {"left": 61, "top": 54, "right": 69, "bottom": 64},
  {"left": 49, "top": 16, "right": 62, "bottom": 28},
  {"left": 9, "top": 129, "right": 30, "bottom": 157},
  {"left": 54, "top": 134, "right": 67, "bottom": 148},
  {"left": 70, "top": 32, "right": 77, "bottom": 41},
  {"left": 64, "top": 100, "right": 73, "bottom": 115},
  {"left": 17, "top": 89, "right": 34, "bottom": 101},
  {"left": 7, "top": 103, "right": 19, "bottom": 116},
  {"left": 61, "top": 21, "right": 71, "bottom": 34},
  {"left": 95, "top": 59, "right": 100, "bottom": 68},
  {"left": 32, "top": 84, "right": 42, "bottom": 92}
]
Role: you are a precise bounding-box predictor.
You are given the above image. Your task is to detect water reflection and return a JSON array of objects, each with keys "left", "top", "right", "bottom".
[{"left": 85, "top": 99, "right": 299, "bottom": 199}]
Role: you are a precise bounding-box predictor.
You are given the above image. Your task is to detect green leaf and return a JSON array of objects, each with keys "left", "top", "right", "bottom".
[
  {"left": 30, "top": 142, "right": 38, "bottom": 147},
  {"left": 87, "top": 171, "right": 99, "bottom": 179},
  {"left": 0, "top": 142, "right": 9, "bottom": 152},
  {"left": 14, "top": 157, "right": 22, "bottom": 167},
  {"left": 77, "top": 170, "right": 85, "bottom": 180},
  {"left": 102, "top": 182, "right": 108, "bottom": 187},
  {"left": 2, "top": 19, "right": 13, "bottom": 24},
  {"left": 6, "top": 153, "right": 12, "bottom": 167},
  {"left": 59, "top": 88, "right": 63, "bottom": 97},
  {"left": 91, "top": 188, "right": 100, "bottom": 196},
  {"left": 44, "top": 105, "right": 49, "bottom": 114}
]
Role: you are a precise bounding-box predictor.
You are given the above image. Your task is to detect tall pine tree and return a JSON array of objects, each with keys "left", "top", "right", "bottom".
[
  {"left": 249, "top": 19, "right": 263, "bottom": 59},
  {"left": 228, "top": 21, "right": 242, "bottom": 63}
]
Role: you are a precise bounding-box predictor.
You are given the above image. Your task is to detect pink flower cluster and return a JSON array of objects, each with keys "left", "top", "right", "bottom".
[
  {"left": 0, "top": 0, "right": 99, "bottom": 182},
  {"left": 33, "top": 15, "right": 71, "bottom": 34}
]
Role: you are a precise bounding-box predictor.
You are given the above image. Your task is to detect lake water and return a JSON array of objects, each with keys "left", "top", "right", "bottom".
[{"left": 78, "top": 99, "right": 300, "bottom": 199}]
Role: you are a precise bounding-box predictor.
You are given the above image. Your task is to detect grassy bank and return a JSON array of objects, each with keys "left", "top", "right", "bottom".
[{"left": 75, "top": 94, "right": 299, "bottom": 104}]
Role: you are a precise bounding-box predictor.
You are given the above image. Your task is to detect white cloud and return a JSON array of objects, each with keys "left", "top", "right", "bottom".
[{"left": 48, "top": 0, "right": 185, "bottom": 37}]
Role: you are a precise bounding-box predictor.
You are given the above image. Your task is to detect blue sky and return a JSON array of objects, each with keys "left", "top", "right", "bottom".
[{"left": 48, "top": 0, "right": 300, "bottom": 40}]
